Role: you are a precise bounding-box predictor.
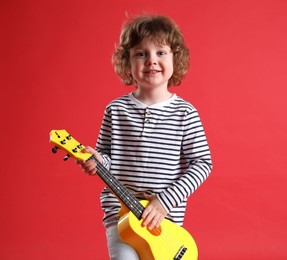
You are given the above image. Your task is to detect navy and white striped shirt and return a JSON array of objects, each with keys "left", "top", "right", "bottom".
[{"left": 96, "top": 93, "right": 212, "bottom": 227}]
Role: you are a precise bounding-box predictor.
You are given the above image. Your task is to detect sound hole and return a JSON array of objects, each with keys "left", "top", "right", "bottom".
[{"left": 149, "top": 226, "right": 162, "bottom": 236}]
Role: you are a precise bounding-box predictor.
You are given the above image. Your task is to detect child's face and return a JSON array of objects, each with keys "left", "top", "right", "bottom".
[{"left": 129, "top": 41, "right": 174, "bottom": 89}]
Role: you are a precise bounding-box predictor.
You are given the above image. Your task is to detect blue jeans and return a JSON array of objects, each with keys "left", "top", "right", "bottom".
[{"left": 106, "top": 224, "right": 140, "bottom": 260}]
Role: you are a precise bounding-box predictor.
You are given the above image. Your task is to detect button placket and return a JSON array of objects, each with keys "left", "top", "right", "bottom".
[
  {"left": 144, "top": 109, "right": 151, "bottom": 124},
  {"left": 141, "top": 108, "right": 154, "bottom": 137}
]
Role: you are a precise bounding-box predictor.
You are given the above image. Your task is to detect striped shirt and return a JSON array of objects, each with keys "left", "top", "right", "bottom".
[{"left": 96, "top": 93, "right": 212, "bottom": 227}]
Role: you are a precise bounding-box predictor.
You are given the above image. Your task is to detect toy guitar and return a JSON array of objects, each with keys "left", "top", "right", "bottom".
[{"left": 50, "top": 129, "right": 198, "bottom": 260}]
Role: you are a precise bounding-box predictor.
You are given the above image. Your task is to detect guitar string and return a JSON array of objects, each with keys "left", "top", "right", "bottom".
[
  {"left": 94, "top": 157, "right": 182, "bottom": 255},
  {"left": 95, "top": 159, "right": 145, "bottom": 218},
  {"left": 63, "top": 135, "right": 184, "bottom": 256}
]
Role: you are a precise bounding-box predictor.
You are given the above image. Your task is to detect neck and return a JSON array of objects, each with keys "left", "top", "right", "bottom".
[
  {"left": 133, "top": 88, "right": 172, "bottom": 106},
  {"left": 93, "top": 155, "right": 145, "bottom": 220}
]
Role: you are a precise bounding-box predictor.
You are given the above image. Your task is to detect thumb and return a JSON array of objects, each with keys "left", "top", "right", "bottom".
[
  {"left": 83, "top": 146, "right": 95, "bottom": 154},
  {"left": 84, "top": 146, "right": 103, "bottom": 164}
]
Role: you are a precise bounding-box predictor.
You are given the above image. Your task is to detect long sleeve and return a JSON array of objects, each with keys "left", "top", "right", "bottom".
[
  {"left": 157, "top": 109, "right": 212, "bottom": 213},
  {"left": 96, "top": 108, "right": 112, "bottom": 170}
]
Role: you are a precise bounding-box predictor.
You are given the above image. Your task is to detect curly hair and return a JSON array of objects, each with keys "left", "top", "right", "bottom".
[{"left": 112, "top": 15, "right": 190, "bottom": 87}]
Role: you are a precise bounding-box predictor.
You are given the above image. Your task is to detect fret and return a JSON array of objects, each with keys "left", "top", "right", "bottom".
[{"left": 92, "top": 156, "right": 145, "bottom": 220}]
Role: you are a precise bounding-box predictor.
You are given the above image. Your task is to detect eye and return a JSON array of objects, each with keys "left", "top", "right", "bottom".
[
  {"left": 136, "top": 52, "right": 146, "bottom": 57},
  {"left": 157, "top": 51, "right": 166, "bottom": 56}
]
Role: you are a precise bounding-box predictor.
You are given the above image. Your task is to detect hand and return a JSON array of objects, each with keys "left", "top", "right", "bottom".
[
  {"left": 142, "top": 193, "right": 168, "bottom": 230},
  {"left": 76, "top": 146, "right": 103, "bottom": 176}
]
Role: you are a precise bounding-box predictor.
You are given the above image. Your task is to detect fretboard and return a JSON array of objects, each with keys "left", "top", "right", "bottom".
[{"left": 91, "top": 155, "right": 145, "bottom": 220}]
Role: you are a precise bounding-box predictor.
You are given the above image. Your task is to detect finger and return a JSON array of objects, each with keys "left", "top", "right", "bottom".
[
  {"left": 77, "top": 159, "right": 97, "bottom": 175},
  {"left": 86, "top": 167, "right": 97, "bottom": 176},
  {"left": 81, "top": 161, "right": 97, "bottom": 175},
  {"left": 143, "top": 211, "right": 163, "bottom": 230},
  {"left": 142, "top": 206, "right": 154, "bottom": 227},
  {"left": 75, "top": 159, "right": 84, "bottom": 165},
  {"left": 84, "top": 146, "right": 103, "bottom": 164},
  {"left": 153, "top": 214, "right": 164, "bottom": 229},
  {"left": 141, "top": 203, "right": 152, "bottom": 220},
  {"left": 83, "top": 146, "right": 94, "bottom": 153},
  {"left": 148, "top": 215, "right": 162, "bottom": 230}
]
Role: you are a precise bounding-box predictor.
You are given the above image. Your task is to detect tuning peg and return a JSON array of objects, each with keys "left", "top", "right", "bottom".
[
  {"left": 52, "top": 146, "right": 58, "bottom": 153},
  {"left": 63, "top": 154, "right": 70, "bottom": 161}
]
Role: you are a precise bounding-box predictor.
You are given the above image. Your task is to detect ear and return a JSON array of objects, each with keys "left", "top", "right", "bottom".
[
  {"left": 127, "top": 65, "right": 133, "bottom": 79},
  {"left": 123, "top": 69, "right": 134, "bottom": 85}
]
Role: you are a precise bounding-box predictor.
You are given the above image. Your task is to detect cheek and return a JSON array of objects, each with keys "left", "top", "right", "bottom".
[
  {"left": 167, "top": 61, "right": 174, "bottom": 76},
  {"left": 130, "top": 62, "right": 141, "bottom": 75}
]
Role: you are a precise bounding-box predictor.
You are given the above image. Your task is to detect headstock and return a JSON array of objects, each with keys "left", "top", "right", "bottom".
[{"left": 49, "top": 129, "right": 92, "bottom": 161}]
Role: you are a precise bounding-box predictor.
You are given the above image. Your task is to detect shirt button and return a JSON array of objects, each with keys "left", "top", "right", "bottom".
[{"left": 145, "top": 110, "right": 151, "bottom": 115}]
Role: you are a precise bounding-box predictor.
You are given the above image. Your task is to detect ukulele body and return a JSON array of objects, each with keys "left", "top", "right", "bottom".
[{"left": 118, "top": 200, "right": 198, "bottom": 260}]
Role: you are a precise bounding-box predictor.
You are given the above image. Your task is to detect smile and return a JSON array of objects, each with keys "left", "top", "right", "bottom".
[{"left": 144, "top": 70, "right": 161, "bottom": 74}]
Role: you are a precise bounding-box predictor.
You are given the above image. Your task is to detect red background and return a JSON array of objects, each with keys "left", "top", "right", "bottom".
[{"left": 1, "top": 0, "right": 287, "bottom": 259}]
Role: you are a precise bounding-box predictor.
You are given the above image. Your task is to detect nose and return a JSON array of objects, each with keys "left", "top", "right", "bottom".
[{"left": 146, "top": 53, "right": 158, "bottom": 66}]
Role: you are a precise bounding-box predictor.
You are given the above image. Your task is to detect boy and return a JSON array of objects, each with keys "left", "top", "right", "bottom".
[{"left": 78, "top": 15, "right": 212, "bottom": 259}]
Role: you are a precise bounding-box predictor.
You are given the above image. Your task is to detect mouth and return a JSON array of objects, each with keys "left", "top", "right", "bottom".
[{"left": 144, "top": 70, "right": 161, "bottom": 74}]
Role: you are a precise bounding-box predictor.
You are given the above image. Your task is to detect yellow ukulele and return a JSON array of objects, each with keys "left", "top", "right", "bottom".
[{"left": 50, "top": 129, "right": 198, "bottom": 260}]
